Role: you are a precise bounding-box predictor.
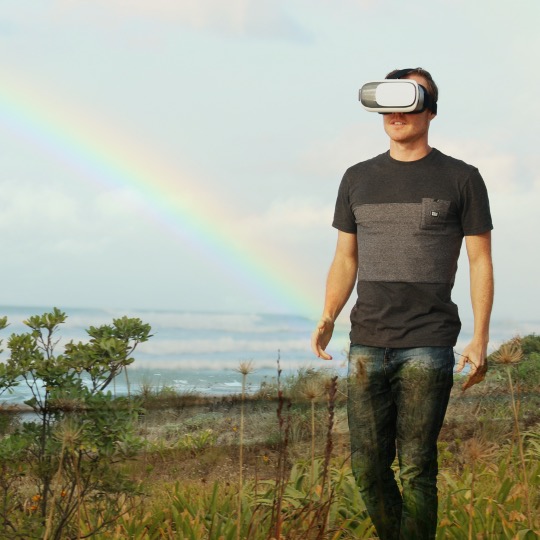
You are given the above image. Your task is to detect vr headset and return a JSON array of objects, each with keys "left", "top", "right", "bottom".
[{"left": 359, "top": 79, "right": 437, "bottom": 114}]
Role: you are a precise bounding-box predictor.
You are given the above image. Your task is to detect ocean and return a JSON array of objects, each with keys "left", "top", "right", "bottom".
[{"left": 0, "top": 305, "right": 537, "bottom": 404}]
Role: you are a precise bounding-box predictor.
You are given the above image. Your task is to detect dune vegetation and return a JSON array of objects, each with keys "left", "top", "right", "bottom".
[{"left": 0, "top": 310, "right": 538, "bottom": 539}]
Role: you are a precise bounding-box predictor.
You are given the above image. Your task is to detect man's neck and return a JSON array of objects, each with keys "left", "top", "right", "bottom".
[{"left": 389, "top": 141, "right": 432, "bottom": 162}]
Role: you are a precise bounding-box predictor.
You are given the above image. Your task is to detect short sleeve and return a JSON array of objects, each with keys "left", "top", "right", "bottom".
[
  {"left": 332, "top": 172, "right": 357, "bottom": 233},
  {"left": 460, "top": 169, "right": 493, "bottom": 235}
]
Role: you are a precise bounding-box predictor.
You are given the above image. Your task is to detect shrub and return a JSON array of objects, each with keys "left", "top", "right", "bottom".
[{"left": 0, "top": 309, "right": 151, "bottom": 539}]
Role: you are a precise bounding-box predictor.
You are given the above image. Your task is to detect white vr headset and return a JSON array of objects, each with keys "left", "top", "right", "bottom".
[{"left": 359, "top": 79, "right": 437, "bottom": 114}]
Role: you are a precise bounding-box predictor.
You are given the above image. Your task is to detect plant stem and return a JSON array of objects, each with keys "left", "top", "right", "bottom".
[
  {"left": 506, "top": 366, "right": 532, "bottom": 529},
  {"left": 237, "top": 371, "right": 246, "bottom": 540},
  {"left": 310, "top": 398, "right": 315, "bottom": 488},
  {"left": 468, "top": 461, "right": 475, "bottom": 540}
]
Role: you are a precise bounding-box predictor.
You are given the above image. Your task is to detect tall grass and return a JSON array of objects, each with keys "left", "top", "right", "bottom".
[
  {"left": 235, "top": 361, "right": 254, "bottom": 540},
  {"left": 301, "top": 378, "right": 322, "bottom": 488},
  {"left": 1, "top": 337, "right": 539, "bottom": 539},
  {"left": 490, "top": 337, "right": 533, "bottom": 530}
]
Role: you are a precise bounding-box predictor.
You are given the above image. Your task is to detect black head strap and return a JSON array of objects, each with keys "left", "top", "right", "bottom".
[
  {"left": 418, "top": 84, "right": 437, "bottom": 115},
  {"left": 386, "top": 68, "right": 437, "bottom": 114}
]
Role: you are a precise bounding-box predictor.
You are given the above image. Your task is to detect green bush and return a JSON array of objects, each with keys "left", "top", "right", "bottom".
[{"left": 0, "top": 309, "right": 151, "bottom": 539}]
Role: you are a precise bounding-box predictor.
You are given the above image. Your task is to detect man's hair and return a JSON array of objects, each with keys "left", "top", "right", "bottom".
[{"left": 385, "top": 67, "right": 439, "bottom": 104}]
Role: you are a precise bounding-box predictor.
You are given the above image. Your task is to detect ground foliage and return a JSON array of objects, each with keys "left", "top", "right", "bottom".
[
  {"left": 0, "top": 313, "right": 539, "bottom": 539},
  {"left": 0, "top": 309, "right": 151, "bottom": 539}
]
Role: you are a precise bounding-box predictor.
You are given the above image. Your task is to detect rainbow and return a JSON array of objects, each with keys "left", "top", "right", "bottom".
[{"left": 0, "top": 75, "right": 319, "bottom": 316}]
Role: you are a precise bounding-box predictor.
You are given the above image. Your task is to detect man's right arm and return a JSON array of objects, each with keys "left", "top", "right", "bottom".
[{"left": 311, "top": 230, "right": 358, "bottom": 360}]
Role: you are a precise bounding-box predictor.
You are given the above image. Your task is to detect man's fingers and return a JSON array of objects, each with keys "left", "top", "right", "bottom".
[
  {"left": 311, "top": 339, "right": 328, "bottom": 359},
  {"left": 310, "top": 331, "right": 321, "bottom": 357},
  {"left": 311, "top": 336, "right": 332, "bottom": 360},
  {"left": 455, "top": 355, "right": 467, "bottom": 373},
  {"left": 311, "top": 319, "right": 334, "bottom": 360}
]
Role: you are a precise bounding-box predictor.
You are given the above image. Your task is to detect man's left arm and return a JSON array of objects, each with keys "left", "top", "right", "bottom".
[{"left": 456, "top": 231, "right": 494, "bottom": 390}]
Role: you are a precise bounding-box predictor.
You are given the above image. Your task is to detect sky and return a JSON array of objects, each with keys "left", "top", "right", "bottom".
[{"left": 0, "top": 0, "right": 538, "bottom": 329}]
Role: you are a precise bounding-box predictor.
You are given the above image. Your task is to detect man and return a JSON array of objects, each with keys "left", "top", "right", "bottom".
[{"left": 311, "top": 67, "right": 493, "bottom": 539}]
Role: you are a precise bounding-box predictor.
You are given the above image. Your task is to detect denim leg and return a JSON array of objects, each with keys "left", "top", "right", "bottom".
[
  {"left": 390, "top": 347, "right": 454, "bottom": 540},
  {"left": 347, "top": 345, "right": 402, "bottom": 540},
  {"left": 348, "top": 345, "right": 454, "bottom": 540}
]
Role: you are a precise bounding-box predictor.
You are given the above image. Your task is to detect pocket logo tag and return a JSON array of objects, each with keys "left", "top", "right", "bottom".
[{"left": 431, "top": 211, "right": 439, "bottom": 217}]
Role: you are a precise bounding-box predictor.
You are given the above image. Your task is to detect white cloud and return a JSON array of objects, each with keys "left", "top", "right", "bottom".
[
  {"left": 297, "top": 121, "right": 388, "bottom": 181},
  {"left": 244, "top": 198, "right": 334, "bottom": 230},
  {"left": 0, "top": 178, "right": 149, "bottom": 256},
  {"left": 236, "top": 198, "right": 335, "bottom": 270},
  {"left": 54, "top": 0, "right": 309, "bottom": 40},
  {"left": 232, "top": 197, "right": 336, "bottom": 312},
  {"left": 432, "top": 137, "right": 522, "bottom": 196},
  {"left": 0, "top": 180, "right": 77, "bottom": 228}
]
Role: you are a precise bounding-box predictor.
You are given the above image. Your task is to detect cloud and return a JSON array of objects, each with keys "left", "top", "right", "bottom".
[
  {"left": 237, "top": 198, "right": 335, "bottom": 261},
  {"left": 432, "top": 137, "right": 523, "bottom": 195},
  {"left": 297, "top": 121, "right": 388, "bottom": 181},
  {"left": 0, "top": 180, "right": 77, "bottom": 229},
  {"left": 245, "top": 198, "right": 334, "bottom": 230},
  {"left": 54, "top": 0, "right": 311, "bottom": 41},
  {"left": 0, "top": 178, "right": 148, "bottom": 256}
]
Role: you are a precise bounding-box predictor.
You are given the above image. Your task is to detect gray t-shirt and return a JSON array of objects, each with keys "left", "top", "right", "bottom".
[{"left": 333, "top": 148, "right": 493, "bottom": 347}]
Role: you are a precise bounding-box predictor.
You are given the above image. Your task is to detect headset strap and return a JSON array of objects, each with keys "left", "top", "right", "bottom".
[{"left": 386, "top": 69, "right": 438, "bottom": 114}]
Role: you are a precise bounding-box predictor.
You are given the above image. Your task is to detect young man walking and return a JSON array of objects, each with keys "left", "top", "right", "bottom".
[{"left": 311, "top": 68, "right": 493, "bottom": 539}]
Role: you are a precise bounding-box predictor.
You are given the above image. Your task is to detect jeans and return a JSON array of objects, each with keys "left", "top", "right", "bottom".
[{"left": 347, "top": 345, "right": 454, "bottom": 540}]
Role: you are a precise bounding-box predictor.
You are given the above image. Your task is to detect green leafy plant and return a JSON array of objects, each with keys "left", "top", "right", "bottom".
[
  {"left": 0, "top": 309, "right": 151, "bottom": 539},
  {"left": 176, "top": 429, "right": 217, "bottom": 454}
]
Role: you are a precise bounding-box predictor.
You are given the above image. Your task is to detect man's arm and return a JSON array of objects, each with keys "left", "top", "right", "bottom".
[
  {"left": 311, "top": 230, "right": 358, "bottom": 360},
  {"left": 456, "top": 231, "right": 494, "bottom": 390}
]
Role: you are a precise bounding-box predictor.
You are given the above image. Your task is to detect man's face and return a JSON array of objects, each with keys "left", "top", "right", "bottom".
[{"left": 383, "top": 73, "right": 436, "bottom": 145}]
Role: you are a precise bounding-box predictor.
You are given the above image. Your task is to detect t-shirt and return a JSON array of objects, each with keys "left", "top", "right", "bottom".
[{"left": 332, "top": 148, "right": 493, "bottom": 347}]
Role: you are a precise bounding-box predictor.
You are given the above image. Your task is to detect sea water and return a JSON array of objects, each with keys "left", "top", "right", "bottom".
[
  {"left": 0, "top": 306, "right": 349, "bottom": 403},
  {"left": 0, "top": 305, "right": 537, "bottom": 404}
]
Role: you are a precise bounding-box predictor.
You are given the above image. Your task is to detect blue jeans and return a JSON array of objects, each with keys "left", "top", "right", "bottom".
[{"left": 347, "top": 345, "right": 454, "bottom": 540}]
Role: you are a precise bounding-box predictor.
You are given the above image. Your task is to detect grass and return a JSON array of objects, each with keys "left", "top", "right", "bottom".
[
  {"left": 1, "top": 336, "right": 539, "bottom": 539},
  {"left": 115, "top": 342, "right": 538, "bottom": 539}
]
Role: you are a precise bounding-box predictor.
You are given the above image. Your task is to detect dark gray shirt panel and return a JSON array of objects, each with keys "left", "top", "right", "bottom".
[{"left": 349, "top": 281, "right": 461, "bottom": 347}]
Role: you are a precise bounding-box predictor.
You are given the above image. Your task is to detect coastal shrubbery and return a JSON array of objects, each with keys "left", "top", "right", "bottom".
[
  {"left": 0, "top": 310, "right": 539, "bottom": 539},
  {"left": 0, "top": 309, "right": 151, "bottom": 539}
]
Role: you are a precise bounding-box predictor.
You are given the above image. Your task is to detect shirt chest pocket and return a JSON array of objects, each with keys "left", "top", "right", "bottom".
[{"left": 420, "top": 198, "right": 451, "bottom": 230}]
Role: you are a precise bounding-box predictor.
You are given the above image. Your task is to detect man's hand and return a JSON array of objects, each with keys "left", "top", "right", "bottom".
[
  {"left": 456, "top": 341, "right": 488, "bottom": 391},
  {"left": 311, "top": 317, "right": 335, "bottom": 360}
]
